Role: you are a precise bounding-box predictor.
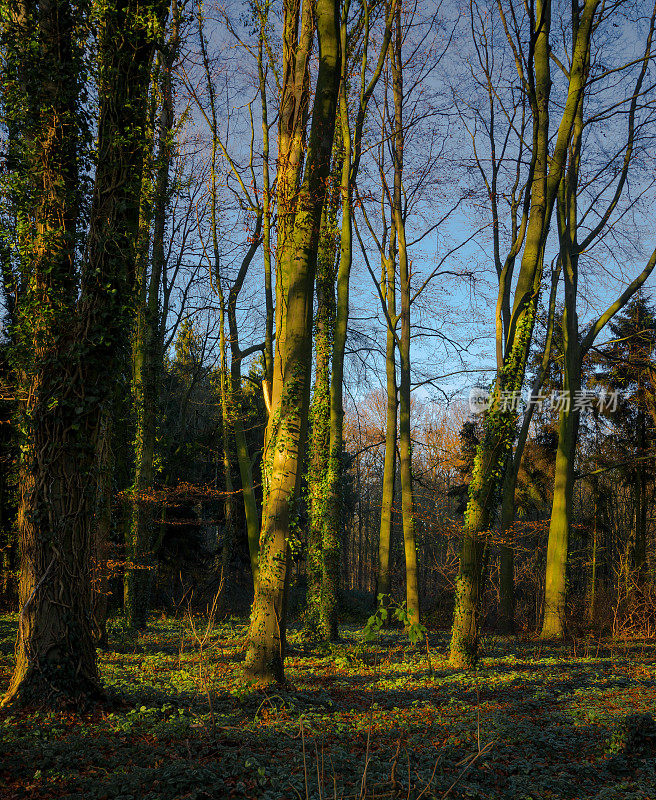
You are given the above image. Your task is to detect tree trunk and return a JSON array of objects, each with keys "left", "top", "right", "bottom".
[
  {"left": 244, "top": 0, "right": 340, "bottom": 683},
  {"left": 497, "top": 261, "right": 560, "bottom": 634},
  {"left": 92, "top": 413, "right": 113, "bottom": 649},
  {"left": 634, "top": 412, "right": 647, "bottom": 580},
  {"left": 125, "top": 6, "right": 177, "bottom": 629},
  {"left": 378, "top": 254, "right": 397, "bottom": 607},
  {"left": 587, "top": 485, "right": 598, "bottom": 624},
  {"left": 320, "top": 88, "right": 351, "bottom": 642},
  {"left": 541, "top": 394, "right": 580, "bottom": 637},
  {"left": 498, "top": 470, "right": 516, "bottom": 634},
  {"left": 4, "top": 0, "right": 167, "bottom": 706},
  {"left": 2, "top": 0, "right": 96, "bottom": 707},
  {"left": 226, "top": 217, "right": 265, "bottom": 590},
  {"left": 391, "top": 7, "right": 419, "bottom": 625},
  {"left": 449, "top": 0, "right": 599, "bottom": 668},
  {"left": 306, "top": 193, "right": 338, "bottom": 635}
]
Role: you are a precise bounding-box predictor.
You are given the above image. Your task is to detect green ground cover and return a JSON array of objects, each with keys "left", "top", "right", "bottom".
[{"left": 1, "top": 614, "right": 655, "bottom": 799}]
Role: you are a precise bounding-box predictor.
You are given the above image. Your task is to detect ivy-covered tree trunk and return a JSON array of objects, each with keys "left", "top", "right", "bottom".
[
  {"left": 92, "top": 413, "right": 113, "bottom": 649},
  {"left": 319, "top": 0, "right": 395, "bottom": 637},
  {"left": 124, "top": 15, "right": 176, "bottom": 628},
  {"left": 306, "top": 195, "right": 338, "bottom": 636},
  {"left": 3, "top": 0, "right": 167, "bottom": 706},
  {"left": 320, "top": 92, "right": 351, "bottom": 642},
  {"left": 1, "top": 0, "right": 98, "bottom": 705},
  {"left": 244, "top": 0, "right": 340, "bottom": 683},
  {"left": 449, "top": 0, "right": 599, "bottom": 668},
  {"left": 497, "top": 261, "right": 560, "bottom": 634}
]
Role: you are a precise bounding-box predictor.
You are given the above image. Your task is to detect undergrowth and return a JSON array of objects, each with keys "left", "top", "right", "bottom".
[{"left": 0, "top": 613, "right": 655, "bottom": 799}]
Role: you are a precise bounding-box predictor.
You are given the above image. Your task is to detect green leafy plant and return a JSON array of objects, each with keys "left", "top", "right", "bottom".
[{"left": 364, "top": 594, "right": 427, "bottom": 645}]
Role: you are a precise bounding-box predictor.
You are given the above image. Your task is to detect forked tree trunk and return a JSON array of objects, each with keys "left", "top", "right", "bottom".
[
  {"left": 449, "top": 0, "right": 599, "bottom": 668},
  {"left": 540, "top": 1, "right": 656, "bottom": 637},
  {"left": 244, "top": 0, "right": 340, "bottom": 683}
]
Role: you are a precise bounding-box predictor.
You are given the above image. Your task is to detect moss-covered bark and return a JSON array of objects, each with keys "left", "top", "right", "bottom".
[
  {"left": 318, "top": 0, "right": 396, "bottom": 640},
  {"left": 449, "top": 0, "right": 601, "bottom": 668},
  {"left": 306, "top": 191, "right": 338, "bottom": 636},
  {"left": 244, "top": 0, "right": 340, "bottom": 683}
]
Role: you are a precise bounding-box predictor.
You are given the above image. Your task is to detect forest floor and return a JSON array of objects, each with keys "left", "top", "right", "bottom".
[{"left": 1, "top": 613, "right": 656, "bottom": 800}]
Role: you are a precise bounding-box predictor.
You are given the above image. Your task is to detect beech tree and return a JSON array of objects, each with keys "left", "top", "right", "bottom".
[
  {"left": 541, "top": 1, "right": 656, "bottom": 636},
  {"left": 244, "top": 0, "right": 341, "bottom": 683},
  {"left": 125, "top": 0, "right": 180, "bottom": 630},
  {"left": 449, "top": 0, "right": 601, "bottom": 668}
]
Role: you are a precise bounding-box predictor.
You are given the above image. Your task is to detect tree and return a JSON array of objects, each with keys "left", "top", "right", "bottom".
[
  {"left": 125, "top": 0, "right": 180, "bottom": 629},
  {"left": 244, "top": 0, "right": 341, "bottom": 683},
  {"left": 314, "top": 0, "right": 397, "bottom": 641},
  {"left": 449, "top": 0, "right": 601, "bottom": 668},
  {"left": 356, "top": 0, "right": 455, "bottom": 626},
  {"left": 2, "top": 0, "right": 168, "bottom": 705},
  {"left": 597, "top": 296, "right": 656, "bottom": 579},
  {"left": 541, "top": 2, "right": 656, "bottom": 638},
  {"left": 306, "top": 169, "right": 339, "bottom": 635}
]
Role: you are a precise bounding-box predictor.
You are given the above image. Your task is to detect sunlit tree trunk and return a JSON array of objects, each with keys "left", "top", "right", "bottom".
[
  {"left": 390, "top": 4, "right": 419, "bottom": 624},
  {"left": 320, "top": 86, "right": 351, "bottom": 641},
  {"left": 540, "top": 1, "right": 656, "bottom": 637},
  {"left": 244, "top": 0, "right": 340, "bottom": 683},
  {"left": 449, "top": 0, "right": 599, "bottom": 667},
  {"left": 541, "top": 359, "right": 580, "bottom": 638},
  {"left": 378, "top": 249, "right": 397, "bottom": 607},
  {"left": 498, "top": 261, "right": 560, "bottom": 632},
  {"left": 318, "top": 0, "right": 395, "bottom": 640},
  {"left": 257, "top": 17, "right": 274, "bottom": 394}
]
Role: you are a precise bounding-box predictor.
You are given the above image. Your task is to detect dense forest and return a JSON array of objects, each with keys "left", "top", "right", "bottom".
[{"left": 1, "top": 0, "right": 656, "bottom": 797}]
